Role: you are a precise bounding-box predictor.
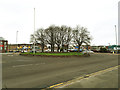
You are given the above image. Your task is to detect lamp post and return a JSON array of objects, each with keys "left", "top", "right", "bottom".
[
  {"left": 115, "top": 25, "right": 117, "bottom": 53},
  {"left": 33, "top": 8, "right": 36, "bottom": 54},
  {"left": 16, "top": 31, "right": 18, "bottom": 52},
  {"left": 16, "top": 31, "right": 18, "bottom": 44}
]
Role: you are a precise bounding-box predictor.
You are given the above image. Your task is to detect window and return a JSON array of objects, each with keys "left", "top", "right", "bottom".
[
  {"left": 4, "top": 47, "right": 6, "bottom": 50},
  {"left": 0, "top": 42, "right": 2, "bottom": 45},
  {"left": 0, "top": 47, "right": 2, "bottom": 50}
]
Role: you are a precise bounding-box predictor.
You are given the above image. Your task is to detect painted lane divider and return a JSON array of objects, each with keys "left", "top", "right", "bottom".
[
  {"left": 49, "top": 83, "right": 64, "bottom": 88},
  {"left": 47, "top": 65, "right": 119, "bottom": 88}
]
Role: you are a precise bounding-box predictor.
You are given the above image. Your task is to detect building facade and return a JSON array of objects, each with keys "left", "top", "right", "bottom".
[
  {"left": 8, "top": 44, "right": 33, "bottom": 52},
  {"left": 8, "top": 43, "right": 47, "bottom": 52},
  {"left": 0, "top": 37, "right": 8, "bottom": 53}
]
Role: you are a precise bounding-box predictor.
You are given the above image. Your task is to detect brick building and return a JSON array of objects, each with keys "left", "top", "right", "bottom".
[
  {"left": 8, "top": 44, "right": 33, "bottom": 52},
  {"left": 8, "top": 43, "right": 47, "bottom": 52},
  {"left": 0, "top": 37, "right": 8, "bottom": 53}
]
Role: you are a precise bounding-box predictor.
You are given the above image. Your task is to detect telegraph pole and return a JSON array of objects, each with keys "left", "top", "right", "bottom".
[{"left": 33, "top": 8, "right": 36, "bottom": 54}]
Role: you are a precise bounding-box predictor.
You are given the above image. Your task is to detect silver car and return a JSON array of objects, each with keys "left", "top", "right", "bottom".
[{"left": 82, "top": 50, "right": 94, "bottom": 54}]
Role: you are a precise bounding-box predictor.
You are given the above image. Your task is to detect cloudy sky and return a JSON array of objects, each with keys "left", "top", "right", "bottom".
[{"left": 0, "top": 0, "right": 119, "bottom": 45}]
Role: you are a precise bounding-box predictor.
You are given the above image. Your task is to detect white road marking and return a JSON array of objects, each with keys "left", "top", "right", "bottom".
[
  {"left": 12, "top": 63, "right": 45, "bottom": 68},
  {"left": 17, "top": 60, "right": 30, "bottom": 61},
  {"left": 12, "top": 64, "right": 33, "bottom": 68},
  {"left": 35, "top": 64, "right": 39, "bottom": 65},
  {"left": 40, "top": 63, "right": 45, "bottom": 64},
  {"left": 7, "top": 55, "right": 13, "bottom": 56}
]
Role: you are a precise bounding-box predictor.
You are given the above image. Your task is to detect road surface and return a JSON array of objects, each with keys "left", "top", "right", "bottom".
[{"left": 2, "top": 53, "right": 118, "bottom": 88}]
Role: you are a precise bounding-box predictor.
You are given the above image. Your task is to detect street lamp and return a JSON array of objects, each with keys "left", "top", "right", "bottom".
[
  {"left": 16, "top": 31, "right": 18, "bottom": 52},
  {"left": 16, "top": 31, "right": 18, "bottom": 44},
  {"left": 115, "top": 25, "right": 117, "bottom": 53},
  {"left": 33, "top": 8, "right": 36, "bottom": 54}
]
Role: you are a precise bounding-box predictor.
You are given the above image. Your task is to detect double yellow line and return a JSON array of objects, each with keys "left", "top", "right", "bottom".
[{"left": 47, "top": 65, "right": 119, "bottom": 88}]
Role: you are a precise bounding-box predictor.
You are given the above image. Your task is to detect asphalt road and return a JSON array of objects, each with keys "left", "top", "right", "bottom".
[
  {"left": 63, "top": 66, "right": 118, "bottom": 88},
  {"left": 2, "top": 53, "right": 118, "bottom": 88}
]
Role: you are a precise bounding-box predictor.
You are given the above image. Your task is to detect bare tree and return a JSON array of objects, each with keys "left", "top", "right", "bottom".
[
  {"left": 54, "top": 26, "right": 72, "bottom": 52},
  {"left": 45, "top": 25, "right": 56, "bottom": 52},
  {"left": 54, "top": 26, "right": 61, "bottom": 52},
  {"left": 64, "top": 27, "right": 72, "bottom": 52},
  {"left": 30, "top": 25, "right": 91, "bottom": 53},
  {"left": 73, "top": 25, "right": 91, "bottom": 52},
  {"left": 30, "top": 28, "right": 46, "bottom": 52},
  {"left": 60, "top": 25, "right": 68, "bottom": 52},
  {"left": 30, "top": 34, "right": 37, "bottom": 46}
]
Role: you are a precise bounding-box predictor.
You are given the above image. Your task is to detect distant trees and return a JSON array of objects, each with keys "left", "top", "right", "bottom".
[
  {"left": 30, "top": 25, "right": 92, "bottom": 52},
  {"left": 45, "top": 25, "right": 56, "bottom": 52},
  {"left": 30, "top": 28, "right": 46, "bottom": 52},
  {"left": 63, "top": 26, "right": 72, "bottom": 52},
  {"left": 72, "top": 25, "right": 91, "bottom": 52},
  {"left": 60, "top": 25, "right": 69, "bottom": 52},
  {"left": 54, "top": 26, "right": 61, "bottom": 52}
]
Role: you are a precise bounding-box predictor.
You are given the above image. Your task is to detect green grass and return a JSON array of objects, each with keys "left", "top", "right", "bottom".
[{"left": 20, "top": 52, "right": 83, "bottom": 56}]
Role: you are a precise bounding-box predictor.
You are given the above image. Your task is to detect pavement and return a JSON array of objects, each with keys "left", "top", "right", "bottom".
[
  {"left": 49, "top": 66, "right": 118, "bottom": 88},
  {"left": 2, "top": 53, "right": 118, "bottom": 88},
  {"left": 94, "top": 52, "right": 120, "bottom": 55},
  {"left": 0, "top": 53, "right": 20, "bottom": 55}
]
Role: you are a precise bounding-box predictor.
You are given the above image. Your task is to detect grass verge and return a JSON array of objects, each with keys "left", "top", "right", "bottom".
[{"left": 20, "top": 52, "right": 83, "bottom": 56}]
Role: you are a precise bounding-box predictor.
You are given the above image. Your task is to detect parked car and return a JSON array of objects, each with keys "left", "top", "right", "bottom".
[
  {"left": 82, "top": 50, "right": 94, "bottom": 54},
  {"left": 45, "top": 49, "right": 51, "bottom": 52},
  {"left": 64, "top": 49, "right": 67, "bottom": 52},
  {"left": 68, "top": 49, "right": 75, "bottom": 52},
  {"left": 88, "top": 50, "right": 94, "bottom": 54},
  {"left": 73, "top": 49, "right": 82, "bottom": 52},
  {"left": 21, "top": 50, "right": 27, "bottom": 53},
  {"left": 54, "top": 50, "right": 57, "bottom": 52}
]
